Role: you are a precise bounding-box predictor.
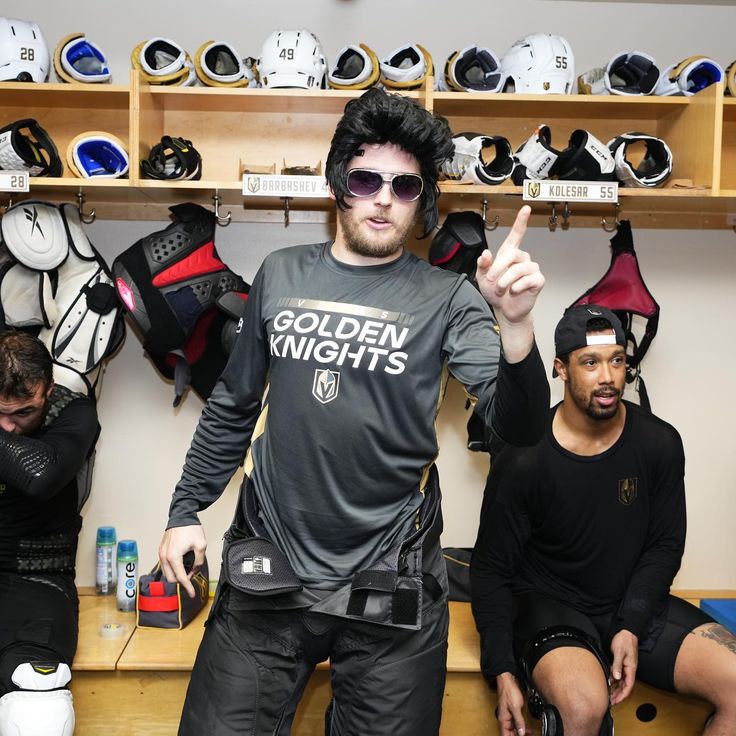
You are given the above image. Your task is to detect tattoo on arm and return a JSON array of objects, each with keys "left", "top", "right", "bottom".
[{"left": 698, "top": 623, "right": 736, "bottom": 655}]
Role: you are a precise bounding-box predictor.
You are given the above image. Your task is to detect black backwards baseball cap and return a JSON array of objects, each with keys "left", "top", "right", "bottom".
[{"left": 552, "top": 304, "right": 626, "bottom": 377}]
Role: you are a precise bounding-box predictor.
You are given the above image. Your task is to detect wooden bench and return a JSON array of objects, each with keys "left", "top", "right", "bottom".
[{"left": 70, "top": 592, "right": 728, "bottom": 735}]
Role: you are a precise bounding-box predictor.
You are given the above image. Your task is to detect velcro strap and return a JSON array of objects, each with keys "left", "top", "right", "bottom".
[
  {"left": 149, "top": 581, "right": 165, "bottom": 596},
  {"left": 138, "top": 594, "right": 179, "bottom": 612},
  {"left": 391, "top": 588, "right": 420, "bottom": 626},
  {"left": 351, "top": 569, "right": 398, "bottom": 593}
]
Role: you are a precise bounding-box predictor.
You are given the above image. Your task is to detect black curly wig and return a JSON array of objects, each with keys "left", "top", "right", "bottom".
[{"left": 325, "top": 88, "right": 454, "bottom": 237}]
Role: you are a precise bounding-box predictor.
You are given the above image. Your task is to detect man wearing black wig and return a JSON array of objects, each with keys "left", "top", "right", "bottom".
[{"left": 159, "top": 87, "right": 549, "bottom": 735}]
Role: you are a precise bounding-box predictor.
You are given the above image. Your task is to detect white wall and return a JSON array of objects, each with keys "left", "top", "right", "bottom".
[{"left": 4, "top": 0, "right": 736, "bottom": 588}]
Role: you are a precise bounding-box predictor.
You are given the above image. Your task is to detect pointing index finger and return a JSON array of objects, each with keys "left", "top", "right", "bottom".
[{"left": 504, "top": 205, "right": 531, "bottom": 250}]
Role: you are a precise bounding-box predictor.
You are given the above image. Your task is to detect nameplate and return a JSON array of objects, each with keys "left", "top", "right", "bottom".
[
  {"left": 523, "top": 179, "right": 618, "bottom": 203},
  {"left": 0, "top": 171, "right": 30, "bottom": 192},
  {"left": 243, "top": 174, "right": 330, "bottom": 198}
]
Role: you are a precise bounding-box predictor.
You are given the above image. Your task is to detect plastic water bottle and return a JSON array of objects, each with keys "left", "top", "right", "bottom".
[
  {"left": 95, "top": 526, "right": 117, "bottom": 595},
  {"left": 116, "top": 540, "right": 139, "bottom": 612}
]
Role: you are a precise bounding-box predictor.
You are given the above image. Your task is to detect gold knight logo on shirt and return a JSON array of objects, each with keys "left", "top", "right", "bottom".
[
  {"left": 312, "top": 368, "right": 340, "bottom": 404},
  {"left": 618, "top": 477, "right": 638, "bottom": 505}
]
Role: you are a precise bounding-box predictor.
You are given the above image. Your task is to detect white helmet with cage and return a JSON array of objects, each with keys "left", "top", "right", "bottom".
[
  {"left": 258, "top": 29, "right": 327, "bottom": 89},
  {"left": 501, "top": 33, "right": 575, "bottom": 94},
  {"left": 0, "top": 17, "right": 49, "bottom": 82}
]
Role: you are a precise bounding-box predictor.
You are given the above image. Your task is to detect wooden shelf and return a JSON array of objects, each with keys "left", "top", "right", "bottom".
[{"left": 1, "top": 73, "right": 735, "bottom": 227}]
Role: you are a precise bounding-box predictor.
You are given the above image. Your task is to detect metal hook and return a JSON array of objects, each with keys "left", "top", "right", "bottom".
[
  {"left": 76, "top": 188, "right": 96, "bottom": 224},
  {"left": 480, "top": 198, "right": 499, "bottom": 231},
  {"left": 548, "top": 203, "right": 558, "bottom": 232},
  {"left": 212, "top": 190, "right": 231, "bottom": 226},
  {"left": 282, "top": 197, "right": 291, "bottom": 228},
  {"left": 561, "top": 202, "right": 572, "bottom": 231},
  {"left": 601, "top": 202, "right": 621, "bottom": 233}
]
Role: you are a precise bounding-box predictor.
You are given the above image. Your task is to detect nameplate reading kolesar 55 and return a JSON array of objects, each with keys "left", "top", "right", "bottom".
[
  {"left": 0, "top": 171, "right": 30, "bottom": 193},
  {"left": 242, "top": 175, "right": 330, "bottom": 198},
  {"left": 523, "top": 179, "right": 618, "bottom": 203}
]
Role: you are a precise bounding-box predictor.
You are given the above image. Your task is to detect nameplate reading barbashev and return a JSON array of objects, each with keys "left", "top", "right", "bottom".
[
  {"left": 523, "top": 180, "right": 618, "bottom": 203},
  {"left": 0, "top": 171, "right": 30, "bottom": 193},
  {"left": 242, "top": 175, "right": 330, "bottom": 198}
]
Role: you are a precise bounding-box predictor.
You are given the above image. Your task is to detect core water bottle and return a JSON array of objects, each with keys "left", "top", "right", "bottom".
[{"left": 116, "top": 539, "right": 139, "bottom": 612}]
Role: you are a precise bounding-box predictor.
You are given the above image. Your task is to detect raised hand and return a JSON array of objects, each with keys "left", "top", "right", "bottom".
[{"left": 475, "top": 205, "right": 544, "bottom": 325}]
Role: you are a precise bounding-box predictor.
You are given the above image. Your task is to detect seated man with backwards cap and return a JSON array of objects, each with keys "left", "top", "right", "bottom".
[
  {"left": 470, "top": 305, "right": 736, "bottom": 736},
  {"left": 0, "top": 331, "right": 99, "bottom": 736}
]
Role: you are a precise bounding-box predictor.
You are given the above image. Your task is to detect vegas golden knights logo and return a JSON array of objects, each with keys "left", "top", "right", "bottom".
[
  {"left": 528, "top": 181, "right": 541, "bottom": 199},
  {"left": 247, "top": 176, "right": 261, "bottom": 194},
  {"left": 313, "top": 368, "right": 340, "bottom": 404},
  {"left": 618, "top": 477, "right": 638, "bottom": 505}
]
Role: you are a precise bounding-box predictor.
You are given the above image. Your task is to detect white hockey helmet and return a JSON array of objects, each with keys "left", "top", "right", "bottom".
[
  {"left": 501, "top": 33, "right": 575, "bottom": 94},
  {"left": 0, "top": 17, "right": 50, "bottom": 82},
  {"left": 258, "top": 30, "right": 327, "bottom": 89}
]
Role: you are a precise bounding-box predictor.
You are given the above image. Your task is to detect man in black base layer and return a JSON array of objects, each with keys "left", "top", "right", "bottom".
[
  {"left": 159, "top": 87, "right": 549, "bottom": 736},
  {"left": 471, "top": 305, "right": 736, "bottom": 736},
  {"left": 0, "top": 331, "right": 99, "bottom": 736}
]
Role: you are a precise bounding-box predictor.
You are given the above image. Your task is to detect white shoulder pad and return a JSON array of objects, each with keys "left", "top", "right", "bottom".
[
  {"left": 0, "top": 264, "right": 57, "bottom": 328},
  {"left": 0, "top": 201, "right": 68, "bottom": 270},
  {"left": 38, "top": 203, "right": 120, "bottom": 382}
]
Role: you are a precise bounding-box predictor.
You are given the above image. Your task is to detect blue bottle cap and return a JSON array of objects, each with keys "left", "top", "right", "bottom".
[
  {"left": 117, "top": 540, "right": 138, "bottom": 559},
  {"left": 96, "top": 526, "right": 116, "bottom": 544}
]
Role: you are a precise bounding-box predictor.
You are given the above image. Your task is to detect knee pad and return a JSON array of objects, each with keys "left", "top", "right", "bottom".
[
  {"left": 0, "top": 689, "right": 74, "bottom": 736},
  {"left": 519, "top": 625, "right": 614, "bottom": 736}
]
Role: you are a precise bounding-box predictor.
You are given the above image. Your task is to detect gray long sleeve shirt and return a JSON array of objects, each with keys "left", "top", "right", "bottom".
[{"left": 168, "top": 243, "right": 548, "bottom": 590}]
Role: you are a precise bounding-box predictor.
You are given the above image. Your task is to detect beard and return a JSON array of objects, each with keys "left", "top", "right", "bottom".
[
  {"left": 571, "top": 384, "right": 623, "bottom": 421},
  {"left": 337, "top": 207, "right": 417, "bottom": 259}
]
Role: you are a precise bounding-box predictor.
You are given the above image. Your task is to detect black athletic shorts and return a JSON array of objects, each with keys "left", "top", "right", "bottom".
[
  {"left": 0, "top": 572, "right": 78, "bottom": 696},
  {"left": 512, "top": 592, "right": 714, "bottom": 692}
]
